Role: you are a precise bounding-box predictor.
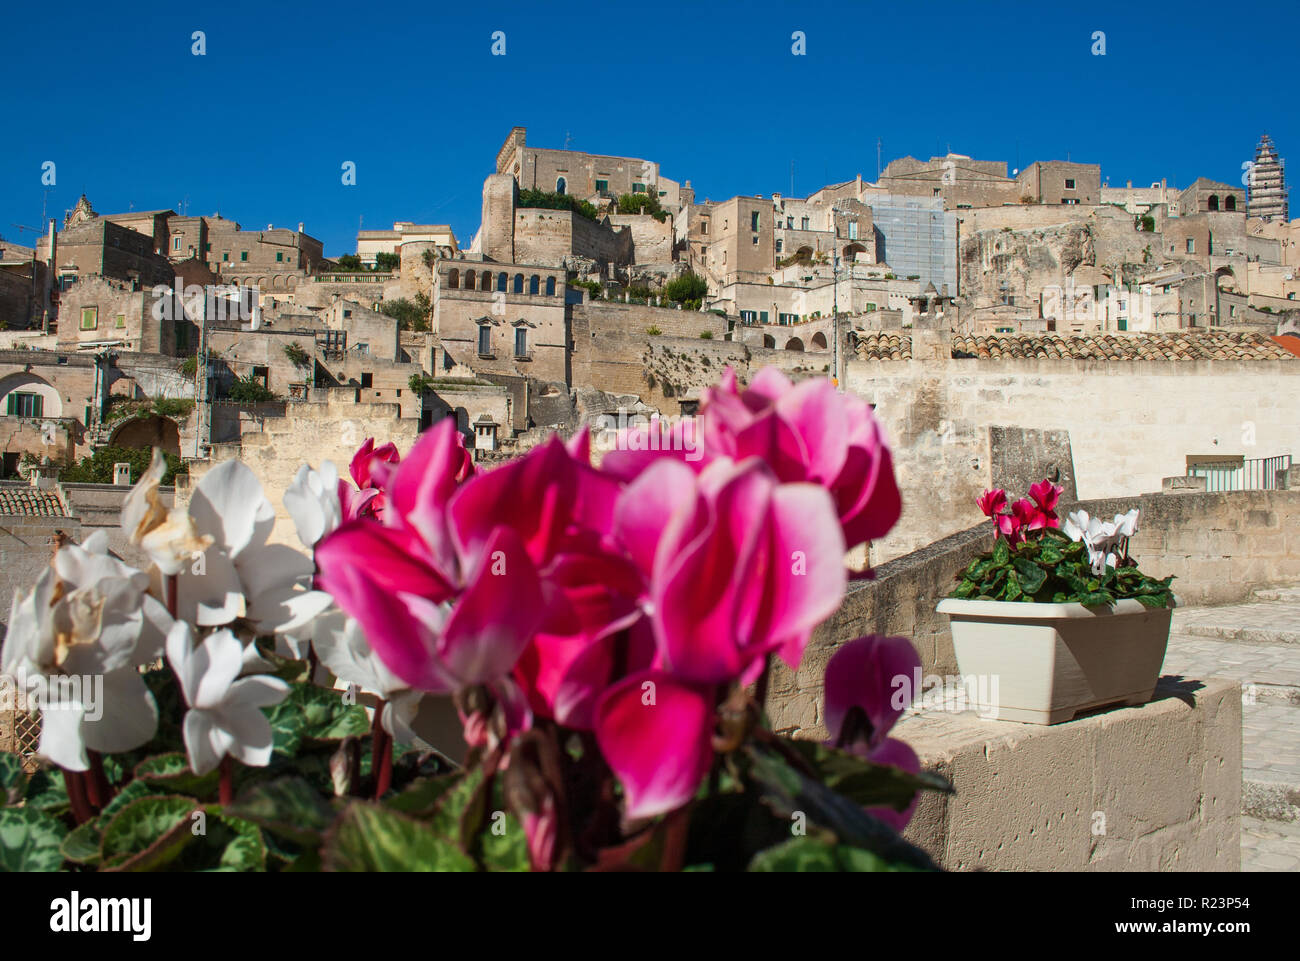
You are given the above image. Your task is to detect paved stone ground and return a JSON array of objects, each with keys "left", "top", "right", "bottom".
[{"left": 1164, "top": 588, "right": 1300, "bottom": 872}]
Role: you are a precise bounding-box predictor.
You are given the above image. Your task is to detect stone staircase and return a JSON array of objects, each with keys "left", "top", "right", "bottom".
[{"left": 1164, "top": 587, "right": 1300, "bottom": 871}]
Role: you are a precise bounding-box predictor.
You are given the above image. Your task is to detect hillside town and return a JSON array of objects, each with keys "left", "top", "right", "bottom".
[{"left": 3, "top": 125, "right": 1300, "bottom": 875}]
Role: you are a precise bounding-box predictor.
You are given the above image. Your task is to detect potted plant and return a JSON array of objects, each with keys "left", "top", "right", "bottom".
[{"left": 936, "top": 481, "right": 1176, "bottom": 724}]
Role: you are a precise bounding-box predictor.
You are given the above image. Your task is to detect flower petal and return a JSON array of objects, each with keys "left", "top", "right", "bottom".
[{"left": 594, "top": 671, "right": 714, "bottom": 820}]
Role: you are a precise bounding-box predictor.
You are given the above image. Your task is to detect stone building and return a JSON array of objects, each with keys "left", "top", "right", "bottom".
[
  {"left": 494, "top": 126, "right": 684, "bottom": 209},
  {"left": 1247, "top": 134, "right": 1289, "bottom": 222},
  {"left": 356, "top": 222, "right": 458, "bottom": 266},
  {"left": 878, "top": 154, "right": 1020, "bottom": 209},
  {"left": 1016, "top": 161, "right": 1102, "bottom": 206}
]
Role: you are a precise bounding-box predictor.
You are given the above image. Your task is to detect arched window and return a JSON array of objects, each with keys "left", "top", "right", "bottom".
[
  {"left": 448, "top": 268, "right": 459, "bottom": 289},
  {"left": 513, "top": 274, "right": 524, "bottom": 294},
  {"left": 482, "top": 270, "right": 493, "bottom": 290},
  {"left": 463, "top": 271, "right": 476, "bottom": 291},
  {"left": 1225, "top": 195, "right": 1237, "bottom": 211},
  {"left": 545, "top": 276, "right": 556, "bottom": 296},
  {"left": 529, "top": 275, "right": 540, "bottom": 295},
  {"left": 1207, "top": 195, "right": 1220, "bottom": 211},
  {"left": 497, "top": 272, "right": 508, "bottom": 292},
  {"left": 556, "top": 177, "right": 566, "bottom": 195}
]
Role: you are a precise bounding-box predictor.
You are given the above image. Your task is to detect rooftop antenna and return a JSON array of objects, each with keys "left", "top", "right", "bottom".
[
  {"left": 877, "top": 138, "right": 882, "bottom": 181},
  {"left": 790, "top": 160, "right": 795, "bottom": 197}
]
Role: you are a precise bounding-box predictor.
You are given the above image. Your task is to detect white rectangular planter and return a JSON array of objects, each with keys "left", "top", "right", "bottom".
[{"left": 936, "top": 597, "right": 1174, "bottom": 725}]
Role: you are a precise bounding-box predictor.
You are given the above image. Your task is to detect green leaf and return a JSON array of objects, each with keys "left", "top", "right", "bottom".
[
  {"left": 1134, "top": 593, "right": 1169, "bottom": 608},
  {"left": 1080, "top": 592, "right": 1114, "bottom": 607},
  {"left": 23, "top": 768, "right": 69, "bottom": 814},
  {"left": 744, "top": 745, "right": 937, "bottom": 870},
  {"left": 1038, "top": 544, "right": 1064, "bottom": 564},
  {"left": 749, "top": 835, "right": 926, "bottom": 872},
  {"left": 100, "top": 796, "right": 199, "bottom": 871},
  {"left": 0, "top": 807, "right": 67, "bottom": 871},
  {"left": 211, "top": 814, "right": 267, "bottom": 872},
  {"left": 134, "top": 753, "right": 220, "bottom": 799},
  {"left": 387, "top": 772, "right": 462, "bottom": 817},
  {"left": 1012, "top": 557, "right": 1046, "bottom": 594},
  {"left": 59, "top": 820, "right": 103, "bottom": 865},
  {"left": 992, "top": 539, "right": 1010, "bottom": 566},
  {"left": 781, "top": 739, "right": 951, "bottom": 811},
  {"left": 0, "top": 754, "right": 26, "bottom": 806},
  {"left": 266, "top": 683, "right": 371, "bottom": 757},
  {"left": 952, "top": 579, "right": 977, "bottom": 599},
  {"left": 98, "top": 778, "right": 159, "bottom": 824},
  {"left": 323, "top": 802, "right": 475, "bottom": 871},
  {"left": 478, "top": 808, "right": 530, "bottom": 872},
  {"left": 226, "top": 777, "right": 338, "bottom": 847},
  {"left": 1004, "top": 570, "right": 1022, "bottom": 602}
]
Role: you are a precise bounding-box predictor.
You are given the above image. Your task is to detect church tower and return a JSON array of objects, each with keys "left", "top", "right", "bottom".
[{"left": 1247, "top": 135, "right": 1288, "bottom": 222}]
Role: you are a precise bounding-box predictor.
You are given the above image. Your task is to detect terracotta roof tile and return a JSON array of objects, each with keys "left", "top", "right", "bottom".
[
  {"left": 0, "top": 485, "right": 68, "bottom": 517},
  {"left": 856, "top": 330, "right": 1297, "bottom": 362}
]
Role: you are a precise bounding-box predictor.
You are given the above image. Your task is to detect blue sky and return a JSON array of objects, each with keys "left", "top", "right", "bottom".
[{"left": 2, "top": 0, "right": 1295, "bottom": 257}]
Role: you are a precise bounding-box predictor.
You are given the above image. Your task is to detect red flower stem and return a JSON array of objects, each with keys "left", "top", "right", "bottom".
[
  {"left": 219, "top": 756, "right": 234, "bottom": 805},
  {"left": 371, "top": 701, "right": 392, "bottom": 799},
  {"left": 164, "top": 574, "right": 178, "bottom": 619},
  {"left": 64, "top": 767, "right": 94, "bottom": 825},
  {"left": 87, "top": 750, "right": 113, "bottom": 806}
]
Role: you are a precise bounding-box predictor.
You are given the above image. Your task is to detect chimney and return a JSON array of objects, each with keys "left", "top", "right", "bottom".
[{"left": 298, "top": 222, "right": 305, "bottom": 233}]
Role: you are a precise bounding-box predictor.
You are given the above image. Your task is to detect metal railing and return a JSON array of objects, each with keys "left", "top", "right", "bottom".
[{"left": 1188, "top": 454, "right": 1292, "bottom": 491}]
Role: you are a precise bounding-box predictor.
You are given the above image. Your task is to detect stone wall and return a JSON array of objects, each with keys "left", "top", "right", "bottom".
[
  {"left": 181, "top": 392, "right": 420, "bottom": 548},
  {"left": 512, "top": 209, "right": 632, "bottom": 270},
  {"left": 901, "top": 676, "right": 1240, "bottom": 871},
  {"left": 847, "top": 354, "right": 1300, "bottom": 561}
]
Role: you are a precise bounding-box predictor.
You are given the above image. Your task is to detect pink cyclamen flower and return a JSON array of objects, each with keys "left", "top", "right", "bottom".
[
  {"left": 977, "top": 488, "right": 1007, "bottom": 518},
  {"left": 995, "top": 510, "right": 1024, "bottom": 544},
  {"left": 316, "top": 422, "right": 542, "bottom": 703},
  {"left": 616, "top": 455, "right": 847, "bottom": 682},
  {"left": 604, "top": 367, "right": 902, "bottom": 553},
  {"left": 823, "top": 635, "right": 924, "bottom": 831},
  {"left": 1012, "top": 496, "right": 1049, "bottom": 533},
  {"left": 1027, "top": 480, "right": 1063, "bottom": 527}
]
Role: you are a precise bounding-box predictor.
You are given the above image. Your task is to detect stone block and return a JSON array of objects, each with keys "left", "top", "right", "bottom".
[{"left": 897, "top": 677, "right": 1241, "bottom": 871}]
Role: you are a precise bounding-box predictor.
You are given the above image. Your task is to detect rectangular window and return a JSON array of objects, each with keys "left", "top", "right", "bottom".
[
  {"left": 360, "top": 372, "right": 373, "bottom": 388},
  {"left": 253, "top": 366, "right": 270, "bottom": 387},
  {"left": 6, "top": 392, "right": 42, "bottom": 417},
  {"left": 1186, "top": 239, "right": 1195, "bottom": 253},
  {"left": 240, "top": 251, "right": 248, "bottom": 262},
  {"left": 478, "top": 326, "right": 491, "bottom": 355},
  {"left": 779, "top": 313, "right": 798, "bottom": 325},
  {"left": 276, "top": 252, "right": 283, "bottom": 262},
  {"left": 515, "top": 327, "right": 528, "bottom": 357},
  {"left": 81, "top": 307, "right": 98, "bottom": 330},
  {"left": 751, "top": 212, "right": 760, "bottom": 231},
  {"left": 848, "top": 221, "right": 858, "bottom": 240},
  {"left": 776, "top": 240, "right": 783, "bottom": 253},
  {"left": 740, "top": 310, "right": 758, "bottom": 324},
  {"left": 801, "top": 217, "right": 809, "bottom": 230},
  {"left": 222, "top": 252, "right": 229, "bottom": 261},
  {"left": 759, "top": 311, "right": 769, "bottom": 324},
  {"left": 1065, "top": 179, "right": 1076, "bottom": 189},
  {"left": 752, "top": 236, "right": 759, "bottom": 245},
  {"left": 173, "top": 237, "right": 182, "bottom": 250},
  {"left": 115, "top": 313, "right": 126, "bottom": 328},
  {"left": 787, "top": 217, "right": 794, "bottom": 228},
  {"left": 700, "top": 221, "right": 708, "bottom": 234},
  {"left": 595, "top": 179, "right": 608, "bottom": 193},
  {"left": 204, "top": 243, "right": 211, "bottom": 252},
  {"left": 632, "top": 183, "right": 645, "bottom": 194}
]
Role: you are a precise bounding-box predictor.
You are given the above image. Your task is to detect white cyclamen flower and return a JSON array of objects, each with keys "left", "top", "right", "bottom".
[
  {"left": 2, "top": 532, "right": 172, "bottom": 771},
  {"left": 121, "top": 448, "right": 213, "bottom": 576},
  {"left": 284, "top": 461, "right": 343, "bottom": 550},
  {"left": 311, "top": 608, "right": 459, "bottom": 755},
  {"left": 1113, "top": 508, "right": 1140, "bottom": 539},
  {"left": 172, "top": 459, "right": 333, "bottom": 633},
  {"left": 166, "top": 623, "right": 289, "bottom": 775}
]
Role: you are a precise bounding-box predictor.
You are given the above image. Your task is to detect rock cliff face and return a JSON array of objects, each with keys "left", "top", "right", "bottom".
[{"left": 960, "top": 214, "right": 1159, "bottom": 311}]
